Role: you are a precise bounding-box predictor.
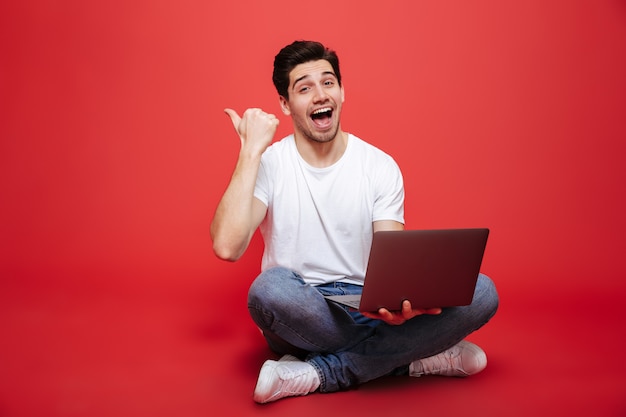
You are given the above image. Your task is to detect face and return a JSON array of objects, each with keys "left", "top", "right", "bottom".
[{"left": 279, "top": 59, "right": 345, "bottom": 144}]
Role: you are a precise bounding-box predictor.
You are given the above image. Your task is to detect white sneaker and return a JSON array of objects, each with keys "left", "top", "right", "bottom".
[
  {"left": 253, "top": 355, "right": 321, "bottom": 403},
  {"left": 409, "top": 341, "right": 487, "bottom": 377}
]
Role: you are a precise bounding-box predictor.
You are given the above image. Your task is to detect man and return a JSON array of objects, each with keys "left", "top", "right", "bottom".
[{"left": 210, "top": 40, "right": 498, "bottom": 404}]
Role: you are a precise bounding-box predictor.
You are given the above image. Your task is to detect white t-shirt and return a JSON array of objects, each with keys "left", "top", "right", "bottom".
[{"left": 254, "top": 133, "right": 404, "bottom": 286}]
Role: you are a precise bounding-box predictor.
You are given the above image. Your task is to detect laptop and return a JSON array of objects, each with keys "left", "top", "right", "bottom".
[{"left": 324, "top": 228, "right": 489, "bottom": 312}]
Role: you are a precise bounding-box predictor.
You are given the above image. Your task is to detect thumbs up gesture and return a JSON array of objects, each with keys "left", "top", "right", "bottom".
[{"left": 224, "top": 108, "right": 279, "bottom": 156}]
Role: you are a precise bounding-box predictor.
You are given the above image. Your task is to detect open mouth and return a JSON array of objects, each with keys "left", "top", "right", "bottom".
[{"left": 310, "top": 107, "right": 333, "bottom": 129}]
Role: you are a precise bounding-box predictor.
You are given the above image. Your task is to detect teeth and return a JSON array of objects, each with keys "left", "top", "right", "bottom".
[{"left": 312, "top": 107, "right": 332, "bottom": 115}]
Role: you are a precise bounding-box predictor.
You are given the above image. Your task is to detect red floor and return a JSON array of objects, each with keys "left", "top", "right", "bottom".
[{"left": 1, "top": 266, "right": 624, "bottom": 417}]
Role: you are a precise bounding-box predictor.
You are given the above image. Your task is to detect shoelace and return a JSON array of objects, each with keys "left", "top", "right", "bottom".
[{"left": 420, "top": 348, "right": 461, "bottom": 375}]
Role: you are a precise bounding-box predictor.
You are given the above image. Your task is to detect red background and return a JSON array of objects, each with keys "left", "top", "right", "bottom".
[{"left": 1, "top": 1, "right": 625, "bottom": 416}]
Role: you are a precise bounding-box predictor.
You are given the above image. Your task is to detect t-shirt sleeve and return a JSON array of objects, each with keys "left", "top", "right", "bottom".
[
  {"left": 372, "top": 156, "right": 405, "bottom": 224},
  {"left": 253, "top": 158, "right": 270, "bottom": 207}
]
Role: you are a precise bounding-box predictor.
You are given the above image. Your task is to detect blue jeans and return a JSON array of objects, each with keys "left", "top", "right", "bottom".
[{"left": 247, "top": 266, "right": 499, "bottom": 393}]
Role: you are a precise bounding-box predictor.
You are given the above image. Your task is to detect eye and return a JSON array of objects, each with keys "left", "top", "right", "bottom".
[
  {"left": 324, "top": 80, "right": 335, "bottom": 87},
  {"left": 297, "top": 84, "right": 311, "bottom": 93}
]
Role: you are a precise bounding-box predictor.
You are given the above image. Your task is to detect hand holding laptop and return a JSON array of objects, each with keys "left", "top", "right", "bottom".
[
  {"left": 325, "top": 229, "right": 489, "bottom": 313},
  {"left": 361, "top": 300, "right": 442, "bottom": 325}
]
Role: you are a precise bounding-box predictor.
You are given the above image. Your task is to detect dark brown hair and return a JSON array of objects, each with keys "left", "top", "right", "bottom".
[{"left": 272, "top": 40, "right": 342, "bottom": 99}]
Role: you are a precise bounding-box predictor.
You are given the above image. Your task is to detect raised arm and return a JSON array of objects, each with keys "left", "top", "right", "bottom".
[{"left": 210, "top": 108, "right": 279, "bottom": 261}]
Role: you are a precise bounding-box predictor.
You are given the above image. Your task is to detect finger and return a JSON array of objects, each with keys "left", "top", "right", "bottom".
[
  {"left": 268, "top": 113, "right": 279, "bottom": 123},
  {"left": 224, "top": 108, "right": 241, "bottom": 130},
  {"left": 378, "top": 308, "right": 394, "bottom": 321},
  {"left": 402, "top": 300, "right": 412, "bottom": 315}
]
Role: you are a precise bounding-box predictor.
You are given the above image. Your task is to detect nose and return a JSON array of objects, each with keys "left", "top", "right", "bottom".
[{"left": 312, "top": 84, "right": 329, "bottom": 102}]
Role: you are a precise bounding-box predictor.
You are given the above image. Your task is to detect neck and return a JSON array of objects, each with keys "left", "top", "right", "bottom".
[{"left": 294, "top": 130, "right": 348, "bottom": 168}]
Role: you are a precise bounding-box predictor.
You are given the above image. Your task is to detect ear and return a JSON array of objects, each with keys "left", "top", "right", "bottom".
[
  {"left": 279, "top": 96, "right": 291, "bottom": 115},
  {"left": 340, "top": 84, "right": 345, "bottom": 103}
]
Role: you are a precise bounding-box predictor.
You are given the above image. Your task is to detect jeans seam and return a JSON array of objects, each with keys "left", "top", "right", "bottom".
[
  {"left": 248, "top": 303, "right": 331, "bottom": 352},
  {"left": 306, "top": 360, "right": 326, "bottom": 392}
]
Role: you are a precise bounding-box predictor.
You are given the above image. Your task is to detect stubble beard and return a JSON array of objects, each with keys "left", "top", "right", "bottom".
[{"left": 296, "top": 118, "right": 340, "bottom": 145}]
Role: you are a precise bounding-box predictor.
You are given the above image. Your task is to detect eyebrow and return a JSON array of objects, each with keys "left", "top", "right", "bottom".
[{"left": 292, "top": 71, "right": 337, "bottom": 90}]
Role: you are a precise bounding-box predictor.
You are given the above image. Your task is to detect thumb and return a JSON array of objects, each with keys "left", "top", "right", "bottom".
[{"left": 224, "top": 108, "right": 241, "bottom": 130}]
